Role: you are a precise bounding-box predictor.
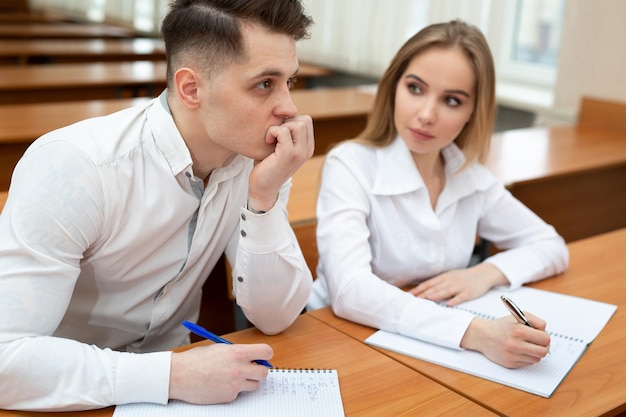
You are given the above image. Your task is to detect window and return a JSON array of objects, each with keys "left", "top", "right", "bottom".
[
  {"left": 512, "top": 0, "right": 565, "bottom": 68},
  {"left": 497, "top": 0, "right": 565, "bottom": 88}
]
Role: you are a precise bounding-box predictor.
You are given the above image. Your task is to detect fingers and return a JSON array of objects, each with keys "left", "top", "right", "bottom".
[
  {"left": 169, "top": 343, "right": 274, "bottom": 404},
  {"left": 283, "top": 114, "right": 314, "bottom": 157},
  {"left": 265, "top": 115, "right": 314, "bottom": 157},
  {"left": 409, "top": 278, "right": 463, "bottom": 305},
  {"left": 501, "top": 319, "right": 551, "bottom": 367},
  {"left": 524, "top": 311, "right": 547, "bottom": 331}
]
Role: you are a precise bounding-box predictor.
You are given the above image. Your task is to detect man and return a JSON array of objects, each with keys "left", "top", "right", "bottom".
[{"left": 0, "top": 0, "right": 314, "bottom": 411}]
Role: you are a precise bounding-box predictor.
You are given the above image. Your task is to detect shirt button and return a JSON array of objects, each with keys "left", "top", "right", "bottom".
[
  {"left": 237, "top": 276, "right": 244, "bottom": 282},
  {"left": 185, "top": 172, "right": 191, "bottom": 178},
  {"left": 241, "top": 230, "right": 247, "bottom": 237},
  {"left": 241, "top": 213, "right": 246, "bottom": 221}
]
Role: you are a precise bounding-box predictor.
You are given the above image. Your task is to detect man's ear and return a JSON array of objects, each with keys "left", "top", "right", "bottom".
[{"left": 173, "top": 67, "right": 201, "bottom": 109}]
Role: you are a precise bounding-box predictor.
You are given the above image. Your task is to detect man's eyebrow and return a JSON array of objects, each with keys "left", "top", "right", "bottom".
[
  {"left": 405, "top": 73, "right": 471, "bottom": 98},
  {"left": 254, "top": 67, "right": 299, "bottom": 78}
]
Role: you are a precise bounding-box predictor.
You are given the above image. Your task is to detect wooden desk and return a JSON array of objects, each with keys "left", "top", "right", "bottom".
[
  {"left": 0, "top": 60, "right": 166, "bottom": 104},
  {"left": 309, "top": 227, "right": 626, "bottom": 417},
  {"left": 0, "top": 23, "right": 137, "bottom": 39},
  {"left": 485, "top": 125, "right": 626, "bottom": 242},
  {"left": 290, "top": 85, "right": 374, "bottom": 154},
  {"left": 0, "top": 38, "right": 166, "bottom": 65},
  {"left": 0, "top": 191, "right": 7, "bottom": 212},
  {"left": 295, "top": 62, "right": 334, "bottom": 89},
  {"left": 0, "top": 10, "right": 70, "bottom": 23},
  {"left": 0, "top": 314, "right": 494, "bottom": 416}
]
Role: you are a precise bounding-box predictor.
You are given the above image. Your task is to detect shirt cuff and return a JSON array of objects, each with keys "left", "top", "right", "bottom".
[
  {"left": 114, "top": 351, "right": 171, "bottom": 405},
  {"left": 239, "top": 205, "right": 291, "bottom": 253},
  {"left": 397, "top": 299, "right": 475, "bottom": 350}
]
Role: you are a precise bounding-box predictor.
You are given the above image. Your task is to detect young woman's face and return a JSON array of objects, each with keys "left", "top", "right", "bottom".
[{"left": 394, "top": 47, "right": 476, "bottom": 158}]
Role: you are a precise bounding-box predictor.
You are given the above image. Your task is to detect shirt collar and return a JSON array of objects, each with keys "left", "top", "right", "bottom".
[
  {"left": 372, "top": 136, "right": 424, "bottom": 195},
  {"left": 371, "top": 136, "right": 495, "bottom": 198},
  {"left": 147, "top": 90, "right": 247, "bottom": 181},
  {"left": 147, "top": 90, "right": 194, "bottom": 177}
]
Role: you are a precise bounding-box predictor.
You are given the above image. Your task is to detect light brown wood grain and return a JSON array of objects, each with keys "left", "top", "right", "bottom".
[
  {"left": 0, "top": 314, "right": 496, "bottom": 416},
  {"left": 310, "top": 227, "right": 626, "bottom": 417},
  {"left": 0, "top": 38, "right": 166, "bottom": 65}
]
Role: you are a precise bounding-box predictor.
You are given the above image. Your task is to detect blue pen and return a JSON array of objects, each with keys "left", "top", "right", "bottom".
[{"left": 181, "top": 320, "right": 273, "bottom": 368}]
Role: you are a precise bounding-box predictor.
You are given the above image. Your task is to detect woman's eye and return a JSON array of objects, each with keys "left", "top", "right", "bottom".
[
  {"left": 446, "top": 97, "right": 462, "bottom": 107},
  {"left": 408, "top": 83, "right": 422, "bottom": 94}
]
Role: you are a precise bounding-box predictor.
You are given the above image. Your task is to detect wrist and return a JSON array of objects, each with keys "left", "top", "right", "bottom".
[
  {"left": 476, "top": 262, "right": 509, "bottom": 287},
  {"left": 460, "top": 317, "right": 487, "bottom": 351},
  {"left": 246, "top": 196, "right": 277, "bottom": 214}
]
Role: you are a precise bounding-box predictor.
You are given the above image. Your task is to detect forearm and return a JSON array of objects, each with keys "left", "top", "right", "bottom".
[
  {"left": 232, "top": 206, "right": 312, "bottom": 335},
  {"left": 0, "top": 337, "right": 170, "bottom": 411}
]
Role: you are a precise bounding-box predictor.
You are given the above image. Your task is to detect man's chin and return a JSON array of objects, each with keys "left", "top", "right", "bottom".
[{"left": 247, "top": 145, "right": 275, "bottom": 162}]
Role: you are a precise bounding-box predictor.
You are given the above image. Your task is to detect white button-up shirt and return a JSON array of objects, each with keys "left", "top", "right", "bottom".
[
  {"left": 308, "top": 137, "right": 568, "bottom": 349},
  {"left": 0, "top": 93, "right": 312, "bottom": 411}
]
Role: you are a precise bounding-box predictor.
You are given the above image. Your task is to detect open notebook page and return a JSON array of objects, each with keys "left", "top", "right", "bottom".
[{"left": 112, "top": 369, "right": 345, "bottom": 417}]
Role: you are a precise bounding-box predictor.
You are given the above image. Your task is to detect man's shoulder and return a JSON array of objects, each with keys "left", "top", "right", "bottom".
[{"left": 32, "top": 100, "right": 156, "bottom": 163}]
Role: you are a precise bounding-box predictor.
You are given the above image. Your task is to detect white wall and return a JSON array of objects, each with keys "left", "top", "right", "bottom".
[{"left": 554, "top": 0, "right": 626, "bottom": 118}]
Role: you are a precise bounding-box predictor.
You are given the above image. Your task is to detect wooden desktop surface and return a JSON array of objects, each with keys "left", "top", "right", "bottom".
[
  {"left": 486, "top": 125, "right": 626, "bottom": 242},
  {"left": 0, "top": 38, "right": 166, "bottom": 65},
  {"left": 290, "top": 85, "right": 374, "bottom": 154},
  {"left": 0, "top": 23, "right": 137, "bottom": 39},
  {"left": 309, "top": 227, "right": 626, "bottom": 417},
  {"left": 0, "top": 60, "right": 167, "bottom": 104},
  {"left": 0, "top": 314, "right": 494, "bottom": 417},
  {"left": 0, "top": 191, "right": 6, "bottom": 213},
  {"left": 0, "top": 10, "right": 70, "bottom": 23},
  {"left": 0, "top": 61, "right": 332, "bottom": 105},
  {"left": 486, "top": 125, "right": 626, "bottom": 186}
]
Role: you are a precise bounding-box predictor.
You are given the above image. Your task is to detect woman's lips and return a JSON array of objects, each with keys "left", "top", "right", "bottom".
[{"left": 409, "top": 127, "right": 435, "bottom": 140}]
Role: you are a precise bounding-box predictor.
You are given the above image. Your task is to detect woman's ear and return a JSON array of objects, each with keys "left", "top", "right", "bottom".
[{"left": 173, "top": 67, "right": 201, "bottom": 109}]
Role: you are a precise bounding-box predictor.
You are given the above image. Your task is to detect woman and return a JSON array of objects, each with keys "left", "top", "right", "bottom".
[{"left": 307, "top": 20, "right": 568, "bottom": 368}]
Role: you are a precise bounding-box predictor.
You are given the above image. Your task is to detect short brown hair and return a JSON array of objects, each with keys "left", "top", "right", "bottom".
[
  {"left": 161, "top": 0, "right": 313, "bottom": 86},
  {"left": 357, "top": 20, "right": 496, "bottom": 168}
]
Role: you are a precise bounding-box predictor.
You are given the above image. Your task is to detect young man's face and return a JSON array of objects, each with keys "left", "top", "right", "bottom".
[{"left": 196, "top": 22, "right": 300, "bottom": 162}]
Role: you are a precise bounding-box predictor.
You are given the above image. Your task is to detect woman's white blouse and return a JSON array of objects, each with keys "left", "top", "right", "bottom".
[{"left": 308, "top": 137, "right": 568, "bottom": 349}]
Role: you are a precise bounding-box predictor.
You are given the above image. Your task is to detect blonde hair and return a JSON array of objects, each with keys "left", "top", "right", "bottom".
[{"left": 355, "top": 20, "right": 496, "bottom": 168}]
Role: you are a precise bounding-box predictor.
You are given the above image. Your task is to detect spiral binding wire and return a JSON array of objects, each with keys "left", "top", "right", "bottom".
[{"left": 270, "top": 368, "right": 334, "bottom": 373}]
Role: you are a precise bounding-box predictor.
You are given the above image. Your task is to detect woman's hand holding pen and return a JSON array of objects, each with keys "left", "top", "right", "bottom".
[
  {"left": 460, "top": 313, "right": 551, "bottom": 369},
  {"left": 169, "top": 343, "right": 273, "bottom": 404}
]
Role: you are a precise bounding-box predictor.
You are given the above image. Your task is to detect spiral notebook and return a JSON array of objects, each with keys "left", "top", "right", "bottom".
[
  {"left": 365, "top": 286, "right": 617, "bottom": 398},
  {"left": 112, "top": 368, "right": 345, "bottom": 417}
]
